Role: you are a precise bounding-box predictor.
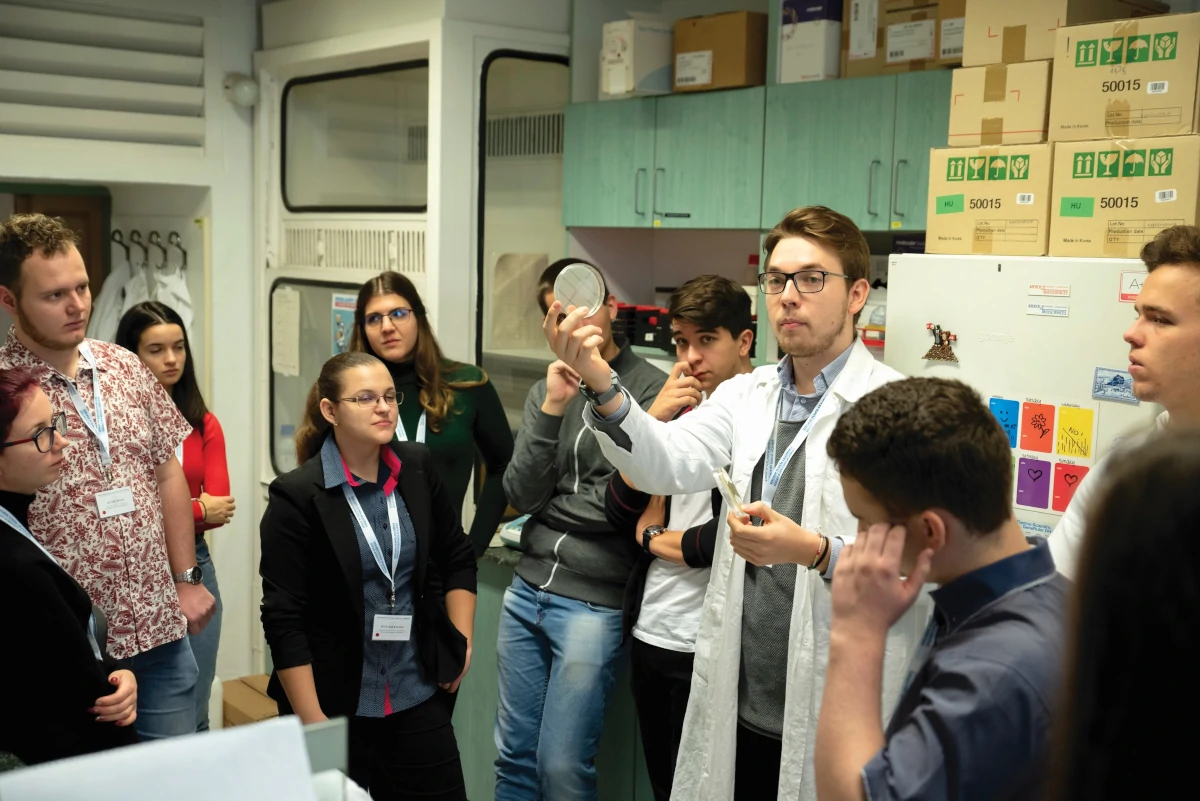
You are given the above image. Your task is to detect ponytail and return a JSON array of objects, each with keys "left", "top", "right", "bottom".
[{"left": 292, "top": 351, "right": 384, "bottom": 466}]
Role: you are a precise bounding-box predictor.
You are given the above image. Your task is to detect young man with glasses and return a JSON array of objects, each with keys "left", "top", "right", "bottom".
[
  {"left": 543, "top": 207, "right": 926, "bottom": 800},
  {"left": 0, "top": 214, "right": 213, "bottom": 742}
]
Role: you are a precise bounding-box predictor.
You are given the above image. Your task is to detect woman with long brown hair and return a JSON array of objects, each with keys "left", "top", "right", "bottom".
[
  {"left": 351, "top": 272, "right": 512, "bottom": 554},
  {"left": 260, "top": 351, "right": 476, "bottom": 801}
]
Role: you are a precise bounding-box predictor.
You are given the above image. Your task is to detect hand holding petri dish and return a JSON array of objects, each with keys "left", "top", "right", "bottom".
[{"left": 552, "top": 262, "right": 606, "bottom": 322}]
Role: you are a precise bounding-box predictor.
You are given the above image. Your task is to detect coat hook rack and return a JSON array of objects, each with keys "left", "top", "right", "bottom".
[{"left": 167, "top": 231, "right": 188, "bottom": 269}]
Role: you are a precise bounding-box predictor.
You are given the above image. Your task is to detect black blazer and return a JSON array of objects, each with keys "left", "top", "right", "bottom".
[{"left": 259, "top": 440, "right": 478, "bottom": 719}]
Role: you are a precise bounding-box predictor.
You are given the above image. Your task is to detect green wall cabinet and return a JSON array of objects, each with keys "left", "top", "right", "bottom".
[
  {"left": 761, "top": 71, "right": 951, "bottom": 232},
  {"left": 563, "top": 88, "right": 766, "bottom": 230}
]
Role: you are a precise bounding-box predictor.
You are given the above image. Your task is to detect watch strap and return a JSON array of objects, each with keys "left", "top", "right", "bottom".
[{"left": 580, "top": 369, "right": 622, "bottom": 406}]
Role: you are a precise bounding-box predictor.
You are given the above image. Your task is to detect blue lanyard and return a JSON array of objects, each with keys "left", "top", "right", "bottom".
[
  {"left": 0, "top": 506, "right": 103, "bottom": 661},
  {"left": 900, "top": 614, "right": 939, "bottom": 696},
  {"left": 395, "top": 410, "right": 427, "bottom": 444},
  {"left": 760, "top": 388, "right": 834, "bottom": 509},
  {"left": 65, "top": 342, "right": 111, "bottom": 474},
  {"left": 341, "top": 483, "right": 403, "bottom": 607}
]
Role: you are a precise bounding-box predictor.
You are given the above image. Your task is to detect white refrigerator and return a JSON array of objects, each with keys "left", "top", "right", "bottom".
[{"left": 884, "top": 254, "right": 1162, "bottom": 537}]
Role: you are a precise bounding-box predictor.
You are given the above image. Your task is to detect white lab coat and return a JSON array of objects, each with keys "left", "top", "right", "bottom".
[
  {"left": 586, "top": 339, "right": 929, "bottom": 801},
  {"left": 87, "top": 257, "right": 132, "bottom": 343},
  {"left": 1048, "top": 411, "right": 1169, "bottom": 580}
]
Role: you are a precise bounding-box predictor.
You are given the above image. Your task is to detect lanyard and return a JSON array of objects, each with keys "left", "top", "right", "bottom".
[
  {"left": 760, "top": 388, "right": 835, "bottom": 509},
  {"left": 0, "top": 507, "right": 103, "bottom": 662},
  {"left": 341, "top": 482, "right": 403, "bottom": 607},
  {"left": 395, "top": 410, "right": 427, "bottom": 444},
  {"left": 65, "top": 342, "right": 112, "bottom": 473},
  {"left": 900, "top": 613, "right": 940, "bottom": 696},
  {"left": 175, "top": 441, "right": 184, "bottom": 465}
]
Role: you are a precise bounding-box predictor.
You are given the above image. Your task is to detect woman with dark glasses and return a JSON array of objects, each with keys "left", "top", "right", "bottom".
[{"left": 0, "top": 367, "right": 139, "bottom": 766}]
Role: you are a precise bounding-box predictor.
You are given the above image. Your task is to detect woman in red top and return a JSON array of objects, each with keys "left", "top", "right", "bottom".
[{"left": 116, "top": 301, "right": 234, "bottom": 732}]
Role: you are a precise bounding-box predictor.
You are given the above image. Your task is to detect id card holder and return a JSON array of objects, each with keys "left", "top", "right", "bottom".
[
  {"left": 96, "top": 487, "right": 136, "bottom": 519},
  {"left": 372, "top": 614, "right": 413, "bottom": 642}
]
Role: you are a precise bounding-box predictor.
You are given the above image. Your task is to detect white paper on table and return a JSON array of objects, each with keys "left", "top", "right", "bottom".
[
  {"left": 272, "top": 285, "right": 301, "bottom": 376},
  {"left": 0, "top": 716, "right": 318, "bottom": 801}
]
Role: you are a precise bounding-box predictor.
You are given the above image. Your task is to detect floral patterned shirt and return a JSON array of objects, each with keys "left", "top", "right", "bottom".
[{"left": 0, "top": 330, "right": 192, "bottom": 658}]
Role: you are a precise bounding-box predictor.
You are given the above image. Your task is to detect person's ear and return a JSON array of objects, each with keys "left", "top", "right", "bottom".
[
  {"left": 916, "top": 510, "right": 949, "bottom": 554},
  {"left": 605, "top": 293, "right": 618, "bottom": 322},
  {"left": 847, "top": 277, "right": 870, "bottom": 318},
  {"left": 737, "top": 329, "right": 754, "bottom": 358},
  {"left": 0, "top": 285, "right": 18, "bottom": 317},
  {"left": 320, "top": 398, "right": 338, "bottom": 427}
]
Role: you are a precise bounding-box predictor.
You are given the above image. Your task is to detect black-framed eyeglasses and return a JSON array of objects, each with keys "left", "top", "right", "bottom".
[
  {"left": 757, "top": 270, "right": 855, "bottom": 295},
  {"left": 1, "top": 412, "right": 67, "bottom": 454},
  {"left": 338, "top": 391, "right": 400, "bottom": 408},
  {"left": 364, "top": 308, "right": 413, "bottom": 328}
]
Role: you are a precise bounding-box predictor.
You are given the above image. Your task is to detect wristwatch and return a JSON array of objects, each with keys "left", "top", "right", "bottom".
[
  {"left": 173, "top": 565, "right": 204, "bottom": 585},
  {"left": 578, "top": 369, "right": 623, "bottom": 407},
  {"left": 641, "top": 525, "right": 667, "bottom": 556}
]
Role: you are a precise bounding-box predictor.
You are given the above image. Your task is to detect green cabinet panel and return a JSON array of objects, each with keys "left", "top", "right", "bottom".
[
  {"left": 652, "top": 87, "right": 766, "bottom": 229},
  {"left": 891, "top": 70, "right": 953, "bottom": 231},
  {"left": 562, "top": 98, "right": 656, "bottom": 228},
  {"left": 761, "top": 75, "right": 897, "bottom": 231}
]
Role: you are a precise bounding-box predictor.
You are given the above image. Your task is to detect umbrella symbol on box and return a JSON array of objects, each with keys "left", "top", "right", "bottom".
[
  {"left": 989, "top": 157, "right": 1008, "bottom": 180},
  {"left": 1123, "top": 151, "right": 1146, "bottom": 177},
  {"left": 1127, "top": 35, "right": 1151, "bottom": 62}
]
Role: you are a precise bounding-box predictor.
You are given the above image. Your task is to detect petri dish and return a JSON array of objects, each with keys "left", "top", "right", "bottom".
[{"left": 552, "top": 262, "right": 606, "bottom": 318}]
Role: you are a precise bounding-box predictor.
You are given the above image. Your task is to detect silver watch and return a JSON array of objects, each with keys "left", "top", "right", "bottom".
[{"left": 173, "top": 565, "right": 203, "bottom": 585}]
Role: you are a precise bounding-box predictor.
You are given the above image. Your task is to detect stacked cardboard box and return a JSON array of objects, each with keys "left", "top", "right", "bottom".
[
  {"left": 779, "top": 1, "right": 842, "bottom": 83},
  {"left": 673, "top": 11, "right": 768, "bottom": 92},
  {"left": 223, "top": 674, "right": 278, "bottom": 728},
  {"left": 600, "top": 15, "right": 673, "bottom": 100},
  {"left": 841, "top": 0, "right": 942, "bottom": 79},
  {"left": 1048, "top": 13, "right": 1200, "bottom": 257}
]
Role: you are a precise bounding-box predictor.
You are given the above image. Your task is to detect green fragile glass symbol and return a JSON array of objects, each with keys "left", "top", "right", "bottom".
[{"left": 1100, "top": 37, "right": 1124, "bottom": 65}]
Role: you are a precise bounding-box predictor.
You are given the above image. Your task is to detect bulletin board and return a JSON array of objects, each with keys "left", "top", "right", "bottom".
[{"left": 269, "top": 278, "right": 362, "bottom": 475}]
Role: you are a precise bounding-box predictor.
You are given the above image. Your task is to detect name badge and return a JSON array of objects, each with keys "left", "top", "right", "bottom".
[
  {"left": 372, "top": 614, "right": 413, "bottom": 642},
  {"left": 96, "top": 487, "right": 136, "bottom": 518}
]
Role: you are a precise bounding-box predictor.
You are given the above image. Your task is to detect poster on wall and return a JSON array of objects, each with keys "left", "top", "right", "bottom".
[
  {"left": 988, "top": 394, "right": 1100, "bottom": 537},
  {"left": 331, "top": 293, "right": 357, "bottom": 356}
]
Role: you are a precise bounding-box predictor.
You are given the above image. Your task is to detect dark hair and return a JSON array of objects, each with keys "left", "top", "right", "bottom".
[
  {"left": 536, "top": 258, "right": 609, "bottom": 315},
  {"left": 0, "top": 214, "right": 79, "bottom": 295},
  {"left": 827, "top": 378, "right": 1012, "bottom": 534},
  {"left": 294, "top": 351, "right": 384, "bottom": 464},
  {"left": 348, "top": 271, "right": 483, "bottom": 435},
  {"left": 1141, "top": 224, "right": 1200, "bottom": 274},
  {"left": 1052, "top": 430, "right": 1200, "bottom": 801},
  {"left": 764, "top": 205, "right": 871, "bottom": 324},
  {"left": 0, "top": 367, "right": 40, "bottom": 443},
  {"left": 669, "top": 274, "right": 754, "bottom": 344},
  {"left": 115, "top": 301, "right": 209, "bottom": 434}
]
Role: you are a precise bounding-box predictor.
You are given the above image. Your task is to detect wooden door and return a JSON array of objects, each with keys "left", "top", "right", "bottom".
[{"left": 14, "top": 193, "right": 111, "bottom": 293}]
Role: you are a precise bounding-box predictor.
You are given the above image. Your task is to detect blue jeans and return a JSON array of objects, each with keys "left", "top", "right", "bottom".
[
  {"left": 188, "top": 537, "right": 223, "bottom": 731},
  {"left": 128, "top": 626, "right": 199, "bottom": 741},
  {"left": 494, "top": 575, "right": 625, "bottom": 801}
]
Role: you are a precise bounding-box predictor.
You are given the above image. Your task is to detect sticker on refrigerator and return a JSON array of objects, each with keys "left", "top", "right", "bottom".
[
  {"left": 1016, "top": 457, "right": 1052, "bottom": 509},
  {"left": 332, "top": 293, "right": 357, "bottom": 356},
  {"left": 1092, "top": 367, "right": 1139, "bottom": 404},
  {"left": 1019, "top": 401, "right": 1056, "bottom": 453},
  {"left": 989, "top": 397, "right": 1019, "bottom": 448},
  {"left": 848, "top": 0, "right": 878, "bottom": 60},
  {"left": 886, "top": 19, "right": 935, "bottom": 63},
  {"left": 1119, "top": 270, "right": 1147, "bottom": 302},
  {"left": 922, "top": 322, "right": 957, "bottom": 362},
  {"left": 1052, "top": 463, "right": 1090, "bottom": 513},
  {"left": 1055, "top": 405, "right": 1096, "bottom": 460},
  {"left": 1027, "top": 284, "right": 1070, "bottom": 297},
  {"left": 1026, "top": 302, "right": 1069, "bottom": 317},
  {"left": 675, "top": 51, "right": 713, "bottom": 87}
]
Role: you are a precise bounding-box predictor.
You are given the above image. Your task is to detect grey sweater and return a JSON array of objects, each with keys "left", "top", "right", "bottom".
[{"left": 503, "top": 339, "right": 666, "bottom": 608}]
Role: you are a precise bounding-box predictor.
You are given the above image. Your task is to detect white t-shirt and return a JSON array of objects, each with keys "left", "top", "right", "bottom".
[
  {"left": 632, "top": 489, "right": 713, "bottom": 653},
  {"left": 1048, "top": 411, "right": 1169, "bottom": 580}
]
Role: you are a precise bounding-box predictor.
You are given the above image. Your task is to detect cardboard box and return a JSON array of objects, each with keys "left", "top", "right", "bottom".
[
  {"left": 842, "top": 0, "right": 941, "bottom": 79},
  {"left": 600, "top": 15, "right": 674, "bottom": 100},
  {"left": 1049, "top": 134, "right": 1200, "bottom": 257},
  {"left": 673, "top": 11, "right": 768, "bottom": 92},
  {"left": 962, "top": 0, "right": 1169, "bottom": 68},
  {"left": 927, "top": 143, "right": 1054, "bottom": 255},
  {"left": 949, "top": 60, "right": 1052, "bottom": 146},
  {"left": 1048, "top": 13, "right": 1200, "bottom": 143},
  {"left": 937, "top": 0, "right": 966, "bottom": 65},
  {"left": 223, "top": 674, "right": 279, "bottom": 728},
  {"left": 780, "top": 1, "right": 842, "bottom": 83}
]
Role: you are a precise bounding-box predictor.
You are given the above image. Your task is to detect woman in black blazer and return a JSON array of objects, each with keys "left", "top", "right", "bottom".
[
  {"left": 260, "top": 352, "right": 477, "bottom": 801},
  {"left": 0, "top": 368, "right": 139, "bottom": 766}
]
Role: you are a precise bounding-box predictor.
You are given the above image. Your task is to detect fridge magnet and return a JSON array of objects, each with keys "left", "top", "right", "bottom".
[
  {"left": 1092, "top": 366, "right": 1140, "bottom": 405},
  {"left": 922, "top": 323, "right": 958, "bottom": 362}
]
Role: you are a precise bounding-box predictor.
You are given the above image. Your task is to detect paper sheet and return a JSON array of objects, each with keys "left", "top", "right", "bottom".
[{"left": 272, "top": 285, "right": 301, "bottom": 377}]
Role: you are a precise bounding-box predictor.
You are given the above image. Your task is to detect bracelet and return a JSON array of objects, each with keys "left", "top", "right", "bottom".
[
  {"left": 808, "top": 535, "right": 829, "bottom": 570},
  {"left": 196, "top": 498, "right": 208, "bottom": 522}
]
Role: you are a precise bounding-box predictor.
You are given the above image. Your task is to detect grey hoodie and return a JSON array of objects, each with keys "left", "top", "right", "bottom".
[{"left": 503, "top": 338, "right": 666, "bottom": 608}]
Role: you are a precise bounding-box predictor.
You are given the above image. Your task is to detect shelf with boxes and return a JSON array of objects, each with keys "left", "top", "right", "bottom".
[{"left": 926, "top": 0, "right": 1191, "bottom": 260}]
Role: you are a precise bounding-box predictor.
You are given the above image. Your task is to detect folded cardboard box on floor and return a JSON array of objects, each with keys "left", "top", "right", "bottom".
[
  {"left": 779, "top": 0, "right": 842, "bottom": 83},
  {"left": 926, "top": 143, "right": 1054, "bottom": 256},
  {"left": 600, "top": 14, "right": 674, "bottom": 100},
  {"left": 223, "top": 674, "right": 278, "bottom": 728},
  {"left": 1048, "top": 13, "right": 1200, "bottom": 143},
  {"left": 962, "top": 0, "right": 1169, "bottom": 68},
  {"left": 949, "top": 60, "right": 1052, "bottom": 146},
  {"left": 841, "top": 0, "right": 941, "bottom": 79},
  {"left": 673, "top": 11, "right": 767, "bottom": 92},
  {"left": 937, "top": 0, "right": 966, "bottom": 65},
  {"left": 1049, "top": 134, "right": 1200, "bottom": 257}
]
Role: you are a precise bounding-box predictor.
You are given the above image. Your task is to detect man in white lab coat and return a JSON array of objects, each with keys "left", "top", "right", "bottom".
[
  {"left": 543, "top": 206, "right": 926, "bottom": 800},
  {"left": 1050, "top": 225, "right": 1200, "bottom": 579}
]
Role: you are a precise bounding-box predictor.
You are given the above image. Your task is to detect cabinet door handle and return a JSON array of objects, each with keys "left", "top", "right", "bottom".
[
  {"left": 892, "top": 159, "right": 908, "bottom": 219},
  {"left": 634, "top": 168, "right": 647, "bottom": 216},
  {"left": 867, "top": 159, "right": 882, "bottom": 217},
  {"left": 652, "top": 167, "right": 665, "bottom": 215}
]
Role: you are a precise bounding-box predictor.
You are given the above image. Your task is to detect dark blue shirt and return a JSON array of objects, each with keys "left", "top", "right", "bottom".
[
  {"left": 320, "top": 435, "right": 436, "bottom": 718},
  {"left": 863, "top": 541, "right": 1069, "bottom": 801}
]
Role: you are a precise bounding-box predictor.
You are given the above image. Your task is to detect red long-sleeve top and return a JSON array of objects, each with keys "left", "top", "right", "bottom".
[{"left": 182, "top": 412, "right": 230, "bottom": 534}]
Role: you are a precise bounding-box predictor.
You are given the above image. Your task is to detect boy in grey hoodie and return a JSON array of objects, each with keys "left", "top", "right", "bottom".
[{"left": 495, "top": 259, "right": 666, "bottom": 801}]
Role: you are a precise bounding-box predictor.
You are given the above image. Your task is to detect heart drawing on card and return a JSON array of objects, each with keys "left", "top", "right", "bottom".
[
  {"left": 1027, "top": 468, "right": 1044, "bottom": 481},
  {"left": 1064, "top": 473, "right": 1079, "bottom": 487}
]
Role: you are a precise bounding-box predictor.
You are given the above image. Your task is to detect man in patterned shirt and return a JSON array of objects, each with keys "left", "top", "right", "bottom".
[{"left": 0, "top": 214, "right": 215, "bottom": 740}]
